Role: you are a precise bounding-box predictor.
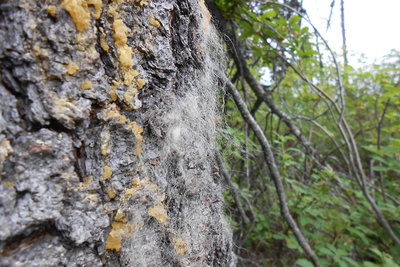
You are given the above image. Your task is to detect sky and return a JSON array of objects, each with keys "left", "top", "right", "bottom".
[{"left": 302, "top": 0, "right": 400, "bottom": 65}]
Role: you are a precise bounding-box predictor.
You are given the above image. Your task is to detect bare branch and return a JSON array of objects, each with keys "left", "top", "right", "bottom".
[{"left": 221, "top": 72, "right": 320, "bottom": 266}]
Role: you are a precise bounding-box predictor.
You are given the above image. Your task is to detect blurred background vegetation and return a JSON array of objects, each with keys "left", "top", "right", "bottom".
[{"left": 209, "top": 0, "right": 400, "bottom": 266}]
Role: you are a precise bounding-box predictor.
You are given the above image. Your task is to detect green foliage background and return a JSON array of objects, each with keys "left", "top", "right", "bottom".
[{"left": 215, "top": 1, "right": 400, "bottom": 266}]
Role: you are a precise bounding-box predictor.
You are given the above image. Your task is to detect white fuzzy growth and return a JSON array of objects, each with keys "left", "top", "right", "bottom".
[
  {"left": 162, "top": 9, "right": 224, "bottom": 161},
  {"left": 157, "top": 2, "right": 235, "bottom": 265},
  {"left": 125, "top": 1, "right": 235, "bottom": 265}
]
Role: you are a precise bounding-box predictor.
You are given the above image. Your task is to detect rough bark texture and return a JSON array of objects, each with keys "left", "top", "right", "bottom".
[{"left": 0, "top": 0, "right": 235, "bottom": 266}]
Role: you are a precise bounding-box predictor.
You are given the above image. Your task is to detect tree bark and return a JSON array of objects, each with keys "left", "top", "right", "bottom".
[{"left": 0, "top": 0, "right": 235, "bottom": 266}]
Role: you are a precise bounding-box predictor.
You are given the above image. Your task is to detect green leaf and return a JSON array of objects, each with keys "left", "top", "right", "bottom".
[
  {"left": 296, "top": 258, "right": 314, "bottom": 267},
  {"left": 390, "top": 138, "right": 400, "bottom": 147},
  {"left": 301, "top": 26, "right": 309, "bottom": 34},
  {"left": 318, "top": 247, "right": 334, "bottom": 257},
  {"left": 261, "top": 9, "right": 278, "bottom": 19},
  {"left": 253, "top": 22, "right": 262, "bottom": 32},
  {"left": 326, "top": 243, "right": 337, "bottom": 252},
  {"left": 299, "top": 216, "right": 314, "bottom": 227},
  {"left": 272, "top": 232, "right": 286, "bottom": 240},
  {"left": 286, "top": 236, "right": 300, "bottom": 250},
  {"left": 363, "top": 262, "right": 380, "bottom": 267},
  {"left": 239, "top": 30, "right": 253, "bottom": 40},
  {"left": 289, "top": 15, "right": 301, "bottom": 26},
  {"left": 342, "top": 256, "right": 359, "bottom": 266},
  {"left": 372, "top": 165, "right": 391, "bottom": 172},
  {"left": 371, "top": 155, "right": 389, "bottom": 164},
  {"left": 337, "top": 259, "right": 349, "bottom": 267}
]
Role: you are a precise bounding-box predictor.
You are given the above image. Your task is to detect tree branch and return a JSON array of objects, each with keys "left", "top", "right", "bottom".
[{"left": 221, "top": 71, "right": 320, "bottom": 266}]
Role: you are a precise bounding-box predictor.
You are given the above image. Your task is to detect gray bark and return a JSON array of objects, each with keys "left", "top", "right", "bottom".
[{"left": 0, "top": 0, "right": 235, "bottom": 266}]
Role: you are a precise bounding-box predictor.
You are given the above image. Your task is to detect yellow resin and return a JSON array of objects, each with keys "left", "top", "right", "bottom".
[
  {"left": 148, "top": 15, "right": 160, "bottom": 28},
  {"left": 148, "top": 204, "right": 168, "bottom": 223},
  {"left": 118, "top": 45, "right": 133, "bottom": 69},
  {"left": 105, "top": 221, "right": 135, "bottom": 251},
  {"left": 81, "top": 78, "right": 92, "bottom": 90},
  {"left": 103, "top": 164, "right": 112, "bottom": 180},
  {"left": 129, "top": 121, "right": 143, "bottom": 142},
  {"left": 124, "top": 177, "right": 144, "bottom": 196},
  {"left": 78, "top": 175, "right": 93, "bottom": 190},
  {"left": 103, "top": 104, "right": 128, "bottom": 124},
  {"left": 100, "top": 33, "right": 109, "bottom": 52},
  {"left": 124, "top": 177, "right": 158, "bottom": 196},
  {"left": 118, "top": 115, "right": 127, "bottom": 124},
  {"left": 173, "top": 235, "right": 188, "bottom": 255},
  {"left": 130, "top": 121, "right": 144, "bottom": 156},
  {"left": 107, "top": 186, "right": 117, "bottom": 199},
  {"left": 123, "top": 69, "right": 139, "bottom": 86},
  {"left": 2, "top": 181, "right": 15, "bottom": 187},
  {"left": 123, "top": 88, "right": 137, "bottom": 104},
  {"left": 47, "top": 5, "right": 57, "bottom": 17},
  {"left": 109, "top": 89, "right": 118, "bottom": 101},
  {"left": 100, "top": 130, "right": 111, "bottom": 156},
  {"left": 109, "top": 7, "right": 134, "bottom": 69},
  {"left": 87, "top": 0, "right": 102, "bottom": 19},
  {"left": 64, "top": 60, "right": 79, "bottom": 75},
  {"left": 75, "top": 32, "right": 84, "bottom": 43},
  {"left": 112, "top": 16, "right": 128, "bottom": 46},
  {"left": 135, "top": 144, "right": 143, "bottom": 157},
  {"left": 136, "top": 78, "right": 146, "bottom": 89},
  {"left": 0, "top": 138, "right": 13, "bottom": 163},
  {"left": 108, "top": 5, "right": 142, "bottom": 100},
  {"left": 111, "top": 0, "right": 125, "bottom": 4},
  {"left": 62, "top": 0, "right": 91, "bottom": 32},
  {"left": 115, "top": 210, "right": 127, "bottom": 223}
]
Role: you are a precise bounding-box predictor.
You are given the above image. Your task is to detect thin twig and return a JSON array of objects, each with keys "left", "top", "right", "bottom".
[
  {"left": 376, "top": 99, "right": 390, "bottom": 202},
  {"left": 216, "top": 151, "right": 251, "bottom": 224}
]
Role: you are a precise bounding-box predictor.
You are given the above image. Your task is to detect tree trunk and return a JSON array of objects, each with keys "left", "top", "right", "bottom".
[{"left": 0, "top": 0, "right": 235, "bottom": 265}]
